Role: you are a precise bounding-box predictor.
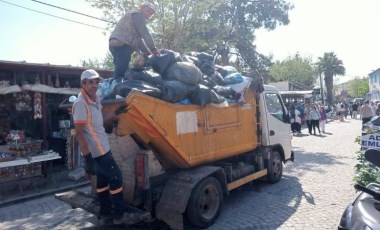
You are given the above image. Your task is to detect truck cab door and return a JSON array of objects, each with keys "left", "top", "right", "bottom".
[{"left": 260, "top": 89, "right": 292, "bottom": 160}]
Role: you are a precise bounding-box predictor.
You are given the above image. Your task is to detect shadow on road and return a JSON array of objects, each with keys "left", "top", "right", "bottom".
[
  {"left": 285, "top": 147, "right": 348, "bottom": 175},
  {"left": 206, "top": 175, "right": 304, "bottom": 229}
]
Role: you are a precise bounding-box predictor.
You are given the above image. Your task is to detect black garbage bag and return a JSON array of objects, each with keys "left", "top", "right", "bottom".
[
  {"left": 196, "top": 52, "right": 214, "bottom": 62},
  {"left": 199, "top": 63, "right": 214, "bottom": 76},
  {"left": 190, "top": 84, "right": 226, "bottom": 107},
  {"left": 111, "top": 80, "right": 162, "bottom": 99},
  {"left": 164, "top": 62, "right": 202, "bottom": 86},
  {"left": 124, "top": 68, "right": 164, "bottom": 88},
  {"left": 160, "top": 80, "right": 197, "bottom": 103},
  {"left": 182, "top": 55, "right": 200, "bottom": 66},
  {"left": 213, "top": 85, "right": 238, "bottom": 100},
  {"left": 147, "top": 50, "right": 177, "bottom": 74},
  {"left": 209, "top": 71, "right": 225, "bottom": 85}
]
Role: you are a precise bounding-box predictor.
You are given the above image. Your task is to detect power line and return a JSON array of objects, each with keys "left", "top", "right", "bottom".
[
  {"left": 0, "top": 0, "right": 108, "bottom": 31},
  {"left": 30, "top": 0, "right": 114, "bottom": 24}
]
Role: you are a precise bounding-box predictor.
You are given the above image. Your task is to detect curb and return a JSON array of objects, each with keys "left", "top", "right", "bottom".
[{"left": 0, "top": 181, "right": 90, "bottom": 207}]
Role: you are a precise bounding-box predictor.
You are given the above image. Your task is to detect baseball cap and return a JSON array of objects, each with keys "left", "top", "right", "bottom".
[{"left": 80, "top": 69, "right": 102, "bottom": 81}]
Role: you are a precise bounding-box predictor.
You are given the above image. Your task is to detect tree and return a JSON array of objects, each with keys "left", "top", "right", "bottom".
[
  {"left": 348, "top": 77, "right": 369, "bottom": 99},
  {"left": 269, "top": 54, "right": 317, "bottom": 87},
  {"left": 86, "top": 0, "right": 293, "bottom": 79},
  {"left": 81, "top": 52, "right": 114, "bottom": 69},
  {"left": 316, "top": 52, "right": 345, "bottom": 105}
]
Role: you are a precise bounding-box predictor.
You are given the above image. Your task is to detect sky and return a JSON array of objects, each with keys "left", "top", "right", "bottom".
[{"left": 0, "top": 0, "right": 379, "bottom": 80}]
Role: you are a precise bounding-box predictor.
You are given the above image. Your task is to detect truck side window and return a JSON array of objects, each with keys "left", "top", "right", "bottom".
[{"left": 265, "top": 93, "right": 287, "bottom": 122}]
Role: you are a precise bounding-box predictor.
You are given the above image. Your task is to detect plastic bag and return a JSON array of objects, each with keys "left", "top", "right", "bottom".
[
  {"left": 111, "top": 80, "right": 162, "bottom": 99},
  {"left": 124, "top": 68, "right": 164, "bottom": 88},
  {"left": 148, "top": 51, "right": 177, "bottom": 74},
  {"left": 164, "top": 62, "right": 202, "bottom": 86},
  {"left": 161, "top": 80, "right": 197, "bottom": 103},
  {"left": 190, "top": 84, "right": 226, "bottom": 107},
  {"left": 97, "top": 78, "right": 115, "bottom": 100},
  {"left": 223, "top": 72, "right": 244, "bottom": 85}
]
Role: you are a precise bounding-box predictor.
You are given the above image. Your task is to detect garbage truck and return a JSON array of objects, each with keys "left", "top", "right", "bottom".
[{"left": 55, "top": 82, "right": 294, "bottom": 230}]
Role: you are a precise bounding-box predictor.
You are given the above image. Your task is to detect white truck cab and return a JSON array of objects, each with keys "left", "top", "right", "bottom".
[{"left": 260, "top": 85, "right": 293, "bottom": 161}]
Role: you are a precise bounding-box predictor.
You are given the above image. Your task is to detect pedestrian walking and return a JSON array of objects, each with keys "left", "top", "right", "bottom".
[
  {"left": 352, "top": 102, "right": 359, "bottom": 119},
  {"left": 109, "top": 4, "right": 158, "bottom": 83},
  {"left": 72, "top": 69, "right": 132, "bottom": 225},
  {"left": 290, "top": 105, "right": 302, "bottom": 136},
  {"left": 310, "top": 105, "right": 321, "bottom": 135},
  {"left": 360, "top": 101, "right": 373, "bottom": 126},
  {"left": 304, "top": 103, "right": 312, "bottom": 134},
  {"left": 319, "top": 106, "right": 327, "bottom": 133},
  {"left": 338, "top": 104, "right": 345, "bottom": 122}
]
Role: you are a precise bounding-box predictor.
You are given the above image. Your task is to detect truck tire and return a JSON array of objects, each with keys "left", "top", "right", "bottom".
[
  {"left": 185, "top": 177, "right": 223, "bottom": 228},
  {"left": 266, "top": 150, "right": 283, "bottom": 183}
]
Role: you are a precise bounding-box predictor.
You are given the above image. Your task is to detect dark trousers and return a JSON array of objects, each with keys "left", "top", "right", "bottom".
[
  {"left": 306, "top": 120, "right": 312, "bottom": 134},
  {"left": 94, "top": 151, "right": 124, "bottom": 218},
  {"left": 109, "top": 44, "right": 133, "bottom": 83},
  {"left": 291, "top": 122, "right": 301, "bottom": 133},
  {"left": 311, "top": 119, "right": 320, "bottom": 134}
]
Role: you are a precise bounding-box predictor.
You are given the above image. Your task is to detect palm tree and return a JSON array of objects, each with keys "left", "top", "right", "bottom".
[{"left": 316, "top": 52, "right": 345, "bottom": 106}]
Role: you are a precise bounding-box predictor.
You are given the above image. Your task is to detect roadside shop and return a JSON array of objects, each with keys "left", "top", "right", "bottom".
[{"left": 0, "top": 60, "right": 112, "bottom": 194}]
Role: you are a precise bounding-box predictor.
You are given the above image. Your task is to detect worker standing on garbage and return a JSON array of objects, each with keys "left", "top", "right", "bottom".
[
  {"left": 72, "top": 69, "right": 131, "bottom": 224},
  {"left": 109, "top": 3, "right": 159, "bottom": 83}
]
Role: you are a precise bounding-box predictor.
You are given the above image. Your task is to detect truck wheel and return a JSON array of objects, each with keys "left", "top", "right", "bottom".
[
  {"left": 186, "top": 177, "right": 223, "bottom": 228},
  {"left": 266, "top": 150, "right": 283, "bottom": 183}
]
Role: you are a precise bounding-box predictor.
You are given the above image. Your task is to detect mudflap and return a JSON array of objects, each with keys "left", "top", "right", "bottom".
[
  {"left": 155, "top": 166, "right": 227, "bottom": 230},
  {"left": 55, "top": 190, "right": 150, "bottom": 224}
]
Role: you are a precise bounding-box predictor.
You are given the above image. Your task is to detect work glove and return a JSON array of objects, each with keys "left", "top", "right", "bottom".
[
  {"left": 83, "top": 153, "right": 96, "bottom": 176},
  {"left": 115, "top": 105, "right": 128, "bottom": 115}
]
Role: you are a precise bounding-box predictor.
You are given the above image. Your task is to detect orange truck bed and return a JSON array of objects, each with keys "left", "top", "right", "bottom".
[{"left": 114, "top": 90, "right": 260, "bottom": 169}]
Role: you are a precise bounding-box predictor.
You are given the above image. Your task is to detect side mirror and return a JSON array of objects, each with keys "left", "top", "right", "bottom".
[{"left": 283, "top": 113, "right": 291, "bottom": 124}]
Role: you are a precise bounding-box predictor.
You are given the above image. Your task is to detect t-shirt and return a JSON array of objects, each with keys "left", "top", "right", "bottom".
[{"left": 72, "top": 91, "right": 110, "bottom": 158}]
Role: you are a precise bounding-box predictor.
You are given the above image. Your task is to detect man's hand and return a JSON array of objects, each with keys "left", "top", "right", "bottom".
[
  {"left": 151, "top": 49, "right": 160, "bottom": 56},
  {"left": 84, "top": 154, "right": 96, "bottom": 175},
  {"left": 115, "top": 105, "right": 128, "bottom": 115}
]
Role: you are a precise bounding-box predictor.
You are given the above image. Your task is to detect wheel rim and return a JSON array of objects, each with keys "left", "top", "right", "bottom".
[
  {"left": 271, "top": 154, "right": 282, "bottom": 177},
  {"left": 196, "top": 184, "right": 220, "bottom": 220}
]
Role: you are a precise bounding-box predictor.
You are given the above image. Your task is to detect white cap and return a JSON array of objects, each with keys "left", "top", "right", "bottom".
[{"left": 80, "top": 69, "right": 102, "bottom": 81}]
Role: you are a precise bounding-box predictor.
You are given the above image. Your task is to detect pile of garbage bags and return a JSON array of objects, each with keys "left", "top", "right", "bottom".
[{"left": 98, "top": 50, "right": 264, "bottom": 106}]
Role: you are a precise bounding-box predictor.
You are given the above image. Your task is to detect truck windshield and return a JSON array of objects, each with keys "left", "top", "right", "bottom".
[{"left": 265, "top": 93, "right": 287, "bottom": 122}]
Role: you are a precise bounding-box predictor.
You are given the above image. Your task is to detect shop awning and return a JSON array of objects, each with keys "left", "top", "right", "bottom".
[
  {"left": 0, "top": 85, "right": 22, "bottom": 94},
  {"left": 22, "top": 84, "right": 80, "bottom": 95}
]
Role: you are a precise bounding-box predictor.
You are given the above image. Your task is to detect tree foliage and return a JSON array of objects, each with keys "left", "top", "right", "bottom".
[
  {"left": 86, "top": 0, "right": 293, "bottom": 80},
  {"left": 316, "top": 52, "right": 345, "bottom": 106},
  {"left": 269, "top": 54, "right": 317, "bottom": 87},
  {"left": 81, "top": 52, "right": 114, "bottom": 69},
  {"left": 348, "top": 77, "right": 369, "bottom": 98}
]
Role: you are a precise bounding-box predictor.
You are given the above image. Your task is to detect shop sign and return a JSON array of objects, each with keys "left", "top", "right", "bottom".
[{"left": 361, "top": 133, "right": 380, "bottom": 149}]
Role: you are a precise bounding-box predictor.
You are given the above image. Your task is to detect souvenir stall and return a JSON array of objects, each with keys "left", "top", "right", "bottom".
[
  {"left": 0, "top": 60, "right": 113, "bottom": 187},
  {"left": 0, "top": 79, "right": 78, "bottom": 187}
]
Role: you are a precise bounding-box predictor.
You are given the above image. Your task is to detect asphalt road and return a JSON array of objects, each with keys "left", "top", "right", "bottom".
[{"left": 0, "top": 118, "right": 362, "bottom": 230}]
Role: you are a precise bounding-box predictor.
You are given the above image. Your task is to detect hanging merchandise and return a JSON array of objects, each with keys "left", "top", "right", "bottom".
[
  {"left": 47, "top": 74, "right": 54, "bottom": 87},
  {"left": 55, "top": 73, "right": 60, "bottom": 88},
  {"left": 14, "top": 92, "right": 32, "bottom": 112},
  {"left": 34, "top": 92, "right": 42, "bottom": 119}
]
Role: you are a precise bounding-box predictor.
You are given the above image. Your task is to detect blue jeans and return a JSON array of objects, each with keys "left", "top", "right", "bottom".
[{"left": 109, "top": 44, "right": 133, "bottom": 83}]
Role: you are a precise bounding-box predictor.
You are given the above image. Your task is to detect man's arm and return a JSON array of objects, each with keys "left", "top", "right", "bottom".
[
  {"left": 132, "top": 12, "right": 157, "bottom": 53},
  {"left": 74, "top": 123, "right": 90, "bottom": 156}
]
